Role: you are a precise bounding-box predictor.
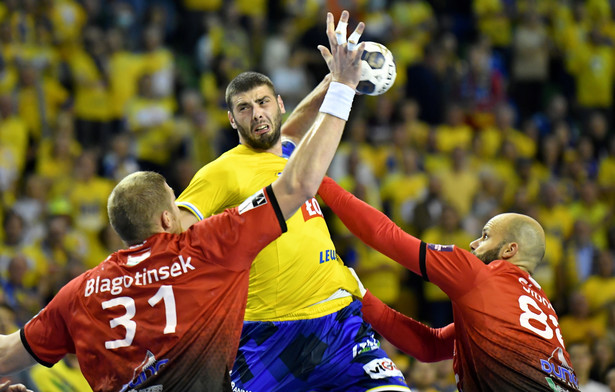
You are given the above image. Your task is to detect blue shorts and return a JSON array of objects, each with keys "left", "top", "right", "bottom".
[{"left": 230, "top": 300, "right": 411, "bottom": 392}]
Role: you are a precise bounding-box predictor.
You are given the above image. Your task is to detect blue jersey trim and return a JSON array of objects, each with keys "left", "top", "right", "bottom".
[
  {"left": 176, "top": 201, "right": 204, "bottom": 221},
  {"left": 281, "top": 139, "right": 296, "bottom": 159}
]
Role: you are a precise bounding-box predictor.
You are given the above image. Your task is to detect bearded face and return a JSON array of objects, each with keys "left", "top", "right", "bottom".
[
  {"left": 234, "top": 108, "right": 283, "bottom": 150},
  {"left": 471, "top": 241, "right": 506, "bottom": 264},
  {"left": 228, "top": 85, "right": 285, "bottom": 151}
]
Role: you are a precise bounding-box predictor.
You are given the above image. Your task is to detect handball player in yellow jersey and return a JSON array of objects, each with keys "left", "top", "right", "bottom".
[{"left": 177, "top": 10, "right": 410, "bottom": 392}]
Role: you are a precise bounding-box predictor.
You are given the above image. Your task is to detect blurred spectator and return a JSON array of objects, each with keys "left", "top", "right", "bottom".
[
  {"left": 457, "top": 42, "right": 506, "bottom": 128},
  {"left": 586, "top": 111, "right": 610, "bottom": 159},
  {"left": 406, "top": 43, "right": 448, "bottom": 126},
  {"left": 568, "top": 340, "right": 610, "bottom": 392},
  {"left": 12, "top": 174, "right": 48, "bottom": 244},
  {"left": 598, "top": 136, "right": 615, "bottom": 206},
  {"left": 606, "top": 366, "right": 615, "bottom": 392},
  {"left": 0, "top": 254, "right": 42, "bottom": 326},
  {"left": 396, "top": 99, "right": 431, "bottom": 152},
  {"left": 30, "top": 354, "right": 91, "bottom": 392},
  {"left": 100, "top": 133, "right": 139, "bottom": 182},
  {"left": 47, "top": 0, "right": 87, "bottom": 49},
  {"left": 564, "top": 219, "right": 602, "bottom": 288},
  {"left": 559, "top": 291, "right": 606, "bottom": 344},
  {"left": 126, "top": 73, "right": 178, "bottom": 175},
  {"left": 141, "top": 25, "right": 175, "bottom": 105},
  {"left": 35, "top": 112, "right": 82, "bottom": 195},
  {"left": 537, "top": 180, "right": 574, "bottom": 240},
  {"left": 380, "top": 147, "right": 428, "bottom": 232},
  {"left": 56, "top": 151, "right": 113, "bottom": 258},
  {"left": 566, "top": 27, "right": 614, "bottom": 127},
  {"left": 411, "top": 174, "right": 446, "bottom": 236},
  {"left": 406, "top": 359, "right": 440, "bottom": 392},
  {"left": 591, "top": 337, "right": 615, "bottom": 384},
  {"left": 68, "top": 25, "right": 112, "bottom": 151},
  {"left": 353, "top": 239, "right": 404, "bottom": 307},
  {"left": 510, "top": 9, "right": 550, "bottom": 122},
  {"left": 433, "top": 102, "right": 473, "bottom": 154},
  {"left": 434, "top": 147, "right": 479, "bottom": 216},
  {"left": 0, "top": 95, "right": 27, "bottom": 204},
  {"left": 533, "top": 93, "right": 574, "bottom": 136},
  {"left": 580, "top": 250, "right": 615, "bottom": 317},
  {"left": 106, "top": 27, "right": 144, "bottom": 131},
  {"left": 473, "top": 0, "right": 512, "bottom": 56},
  {"left": 15, "top": 62, "right": 69, "bottom": 143},
  {"left": 569, "top": 181, "right": 610, "bottom": 248}
]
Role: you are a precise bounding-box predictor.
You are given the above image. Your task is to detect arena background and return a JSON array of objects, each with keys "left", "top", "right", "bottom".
[{"left": 0, "top": 0, "right": 615, "bottom": 390}]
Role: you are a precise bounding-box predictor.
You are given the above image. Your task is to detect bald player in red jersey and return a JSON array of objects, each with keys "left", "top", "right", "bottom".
[
  {"left": 318, "top": 177, "right": 580, "bottom": 392},
  {"left": 0, "top": 14, "right": 366, "bottom": 390}
]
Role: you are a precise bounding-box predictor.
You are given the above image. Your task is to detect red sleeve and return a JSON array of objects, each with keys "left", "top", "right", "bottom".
[
  {"left": 189, "top": 185, "right": 286, "bottom": 271},
  {"left": 362, "top": 290, "right": 455, "bottom": 362},
  {"left": 22, "top": 278, "right": 80, "bottom": 366},
  {"left": 319, "top": 177, "right": 486, "bottom": 300},
  {"left": 318, "top": 177, "right": 423, "bottom": 275}
]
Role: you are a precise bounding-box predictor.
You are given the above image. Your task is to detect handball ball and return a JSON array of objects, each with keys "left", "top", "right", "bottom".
[{"left": 356, "top": 41, "right": 397, "bottom": 96}]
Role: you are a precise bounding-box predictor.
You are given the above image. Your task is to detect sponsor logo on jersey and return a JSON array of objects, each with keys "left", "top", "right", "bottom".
[
  {"left": 427, "top": 243, "right": 454, "bottom": 252},
  {"left": 352, "top": 337, "right": 380, "bottom": 357},
  {"left": 238, "top": 190, "right": 268, "bottom": 215},
  {"left": 301, "top": 198, "right": 324, "bottom": 221},
  {"left": 539, "top": 348, "right": 578, "bottom": 391},
  {"left": 319, "top": 249, "right": 337, "bottom": 264},
  {"left": 363, "top": 358, "right": 404, "bottom": 380}
]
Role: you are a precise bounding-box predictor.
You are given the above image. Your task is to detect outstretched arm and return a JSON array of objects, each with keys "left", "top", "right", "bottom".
[
  {"left": 318, "top": 176, "right": 424, "bottom": 276},
  {"left": 272, "top": 11, "right": 365, "bottom": 220},
  {"left": 362, "top": 290, "right": 455, "bottom": 362},
  {"left": 281, "top": 74, "right": 332, "bottom": 144},
  {"left": 0, "top": 331, "right": 37, "bottom": 376}
]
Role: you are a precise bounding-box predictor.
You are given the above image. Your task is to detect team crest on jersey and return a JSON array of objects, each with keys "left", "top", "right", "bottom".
[
  {"left": 428, "top": 243, "right": 454, "bottom": 252},
  {"left": 301, "top": 198, "right": 324, "bottom": 221},
  {"left": 238, "top": 190, "right": 268, "bottom": 215},
  {"left": 121, "top": 351, "right": 169, "bottom": 392}
]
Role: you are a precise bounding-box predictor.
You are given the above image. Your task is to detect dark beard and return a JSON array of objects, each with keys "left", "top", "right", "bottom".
[
  {"left": 472, "top": 243, "right": 505, "bottom": 265},
  {"left": 236, "top": 115, "right": 282, "bottom": 151}
]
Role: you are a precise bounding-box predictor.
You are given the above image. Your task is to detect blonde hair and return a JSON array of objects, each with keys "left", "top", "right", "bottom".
[{"left": 107, "top": 171, "right": 172, "bottom": 245}]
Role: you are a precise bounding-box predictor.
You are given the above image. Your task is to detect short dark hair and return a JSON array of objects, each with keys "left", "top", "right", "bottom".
[
  {"left": 225, "top": 71, "right": 275, "bottom": 111},
  {"left": 107, "top": 171, "right": 172, "bottom": 245}
]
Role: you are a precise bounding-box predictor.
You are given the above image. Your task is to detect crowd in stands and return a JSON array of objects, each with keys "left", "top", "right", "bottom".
[{"left": 0, "top": 0, "right": 615, "bottom": 390}]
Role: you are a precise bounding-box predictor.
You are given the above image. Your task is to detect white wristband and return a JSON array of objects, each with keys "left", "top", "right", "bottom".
[{"left": 319, "top": 82, "right": 355, "bottom": 121}]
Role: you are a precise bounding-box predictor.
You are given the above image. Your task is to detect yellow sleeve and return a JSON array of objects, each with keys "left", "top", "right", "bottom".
[{"left": 176, "top": 159, "right": 241, "bottom": 219}]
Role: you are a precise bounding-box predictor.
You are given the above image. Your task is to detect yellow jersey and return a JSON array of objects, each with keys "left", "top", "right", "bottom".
[{"left": 177, "top": 144, "right": 360, "bottom": 321}]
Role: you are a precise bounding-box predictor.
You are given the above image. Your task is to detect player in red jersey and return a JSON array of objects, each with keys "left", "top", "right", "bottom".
[
  {"left": 0, "top": 13, "right": 365, "bottom": 391},
  {"left": 318, "top": 176, "right": 581, "bottom": 392}
]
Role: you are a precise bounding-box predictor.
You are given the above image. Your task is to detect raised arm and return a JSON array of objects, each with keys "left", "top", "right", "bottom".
[
  {"left": 272, "top": 11, "right": 365, "bottom": 220},
  {"left": 362, "top": 290, "right": 455, "bottom": 362},
  {"left": 318, "top": 176, "right": 424, "bottom": 275},
  {"left": 0, "top": 331, "right": 37, "bottom": 376},
  {"left": 280, "top": 73, "right": 332, "bottom": 144}
]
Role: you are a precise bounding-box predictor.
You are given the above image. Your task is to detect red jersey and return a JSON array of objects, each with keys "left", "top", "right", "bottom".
[
  {"left": 318, "top": 177, "right": 580, "bottom": 392},
  {"left": 22, "top": 186, "right": 286, "bottom": 392}
]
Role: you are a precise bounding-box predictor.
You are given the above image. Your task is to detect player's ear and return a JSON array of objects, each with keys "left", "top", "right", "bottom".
[
  {"left": 501, "top": 242, "right": 519, "bottom": 260},
  {"left": 161, "top": 210, "right": 173, "bottom": 231},
  {"left": 277, "top": 95, "right": 286, "bottom": 114},
  {"left": 228, "top": 111, "right": 237, "bottom": 129}
]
